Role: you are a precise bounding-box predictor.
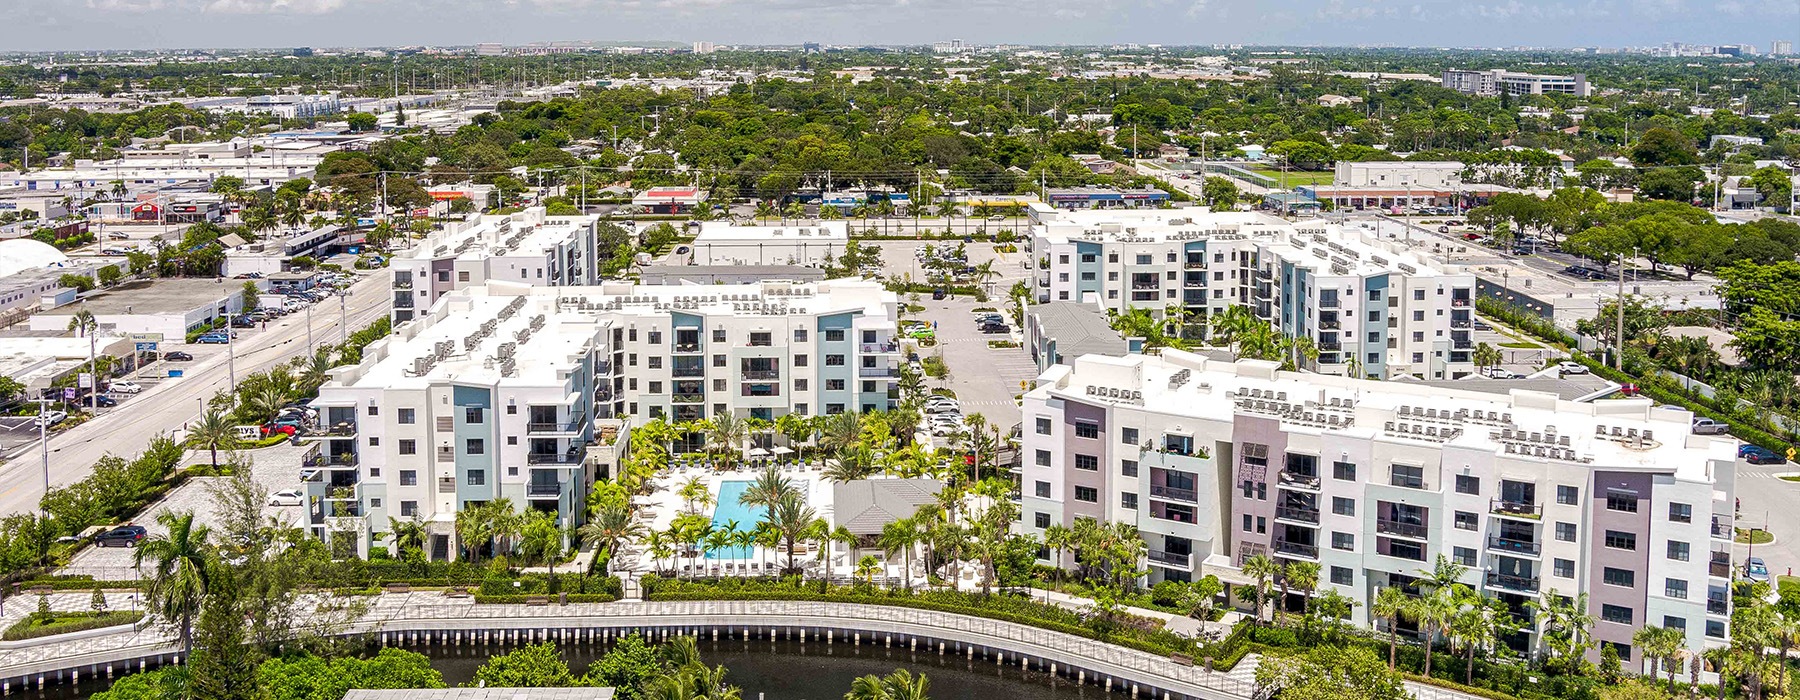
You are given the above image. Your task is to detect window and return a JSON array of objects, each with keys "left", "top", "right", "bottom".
[
  {"left": 398, "top": 439, "right": 416, "bottom": 456},
  {"left": 714, "top": 329, "right": 727, "bottom": 343},
  {"left": 370, "top": 497, "right": 383, "bottom": 509},
  {"left": 1332, "top": 497, "right": 1356, "bottom": 516},
  {"left": 1331, "top": 566, "right": 1353, "bottom": 586},
  {"left": 825, "top": 355, "right": 845, "bottom": 366},
  {"left": 1256, "top": 517, "right": 1267, "bottom": 534},
  {"left": 1455, "top": 474, "right": 1480, "bottom": 495},
  {"left": 1035, "top": 417, "right": 1052, "bottom": 435},
  {"left": 1603, "top": 567, "right": 1636, "bottom": 588},
  {"left": 1604, "top": 530, "right": 1637, "bottom": 551},
  {"left": 1606, "top": 490, "right": 1640, "bottom": 513},
  {"left": 714, "top": 354, "right": 726, "bottom": 367},
  {"left": 648, "top": 331, "right": 663, "bottom": 345},
  {"left": 1390, "top": 464, "right": 1424, "bottom": 489},
  {"left": 400, "top": 470, "right": 417, "bottom": 486},
  {"left": 1665, "top": 579, "right": 1688, "bottom": 599},
  {"left": 506, "top": 404, "right": 517, "bottom": 415},
  {"left": 1601, "top": 604, "right": 1634, "bottom": 625},
  {"left": 1333, "top": 461, "right": 1356, "bottom": 480},
  {"left": 1034, "top": 512, "right": 1051, "bottom": 528},
  {"left": 1121, "top": 460, "right": 1138, "bottom": 477},
  {"left": 794, "top": 329, "right": 807, "bottom": 342},
  {"left": 648, "top": 357, "right": 662, "bottom": 369},
  {"left": 794, "top": 379, "right": 808, "bottom": 391},
  {"left": 825, "top": 379, "right": 845, "bottom": 391},
  {"left": 1035, "top": 450, "right": 1051, "bottom": 467},
  {"left": 1332, "top": 532, "right": 1355, "bottom": 551},
  {"left": 648, "top": 381, "right": 662, "bottom": 394},
  {"left": 1121, "top": 427, "right": 1139, "bottom": 445},
  {"left": 1669, "top": 503, "right": 1693, "bottom": 523},
  {"left": 1136, "top": 254, "right": 1152, "bottom": 265},
  {"left": 1074, "top": 454, "right": 1098, "bottom": 471},
  {"left": 1707, "top": 621, "right": 1726, "bottom": 639},
  {"left": 1121, "top": 493, "right": 1138, "bottom": 510},
  {"left": 458, "top": 271, "right": 470, "bottom": 282},
  {"left": 465, "top": 407, "right": 484, "bottom": 424},
  {"left": 825, "top": 329, "right": 845, "bottom": 342},
  {"left": 1035, "top": 481, "right": 1051, "bottom": 498},
  {"left": 1453, "top": 546, "right": 1476, "bottom": 566},
  {"left": 400, "top": 501, "right": 417, "bottom": 517},
  {"left": 466, "top": 470, "right": 486, "bottom": 486},
  {"left": 398, "top": 408, "right": 415, "bottom": 424},
  {"left": 1243, "top": 514, "right": 1253, "bottom": 532},
  {"left": 1454, "top": 511, "right": 1478, "bottom": 530},
  {"left": 1074, "top": 486, "right": 1098, "bottom": 503},
  {"left": 1665, "top": 616, "right": 1686, "bottom": 632},
  {"left": 1667, "top": 540, "right": 1691, "bottom": 562},
  {"left": 1556, "top": 485, "right": 1579, "bottom": 505},
  {"left": 1555, "top": 522, "right": 1577, "bottom": 542},
  {"left": 466, "top": 438, "right": 485, "bottom": 455},
  {"left": 1075, "top": 421, "right": 1099, "bottom": 439},
  {"left": 1554, "top": 558, "right": 1575, "bottom": 578}
]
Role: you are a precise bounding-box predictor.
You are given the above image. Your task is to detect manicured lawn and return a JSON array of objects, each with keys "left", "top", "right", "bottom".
[
  {"left": 3, "top": 611, "right": 143, "bottom": 641},
  {"left": 1499, "top": 341, "right": 1539, "bottom": 349},
  {"left": 1736, "top": 527, "right": 1775, "bottom": 545},
  {"left": 1779, "top": 475, "right": 1800, "bottom": 483},
  {"left": 1246, "top": 166, "right": 1333, "bottom": 187}
]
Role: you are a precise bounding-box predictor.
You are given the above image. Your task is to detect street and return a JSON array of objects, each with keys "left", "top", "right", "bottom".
[
  {"left": 1730, "top": 457, "right": 1800, "bottom": 580},
  {"left": 0, "top": 272, "right": 391, "bottom": 519}
]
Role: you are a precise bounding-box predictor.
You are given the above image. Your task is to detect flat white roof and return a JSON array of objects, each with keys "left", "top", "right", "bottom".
[{"left": 692, "top": 221, "right": 848, "bottom": 243}]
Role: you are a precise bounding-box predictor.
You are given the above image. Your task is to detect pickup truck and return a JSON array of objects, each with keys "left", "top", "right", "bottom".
[{"left": 1691, "top": 418, "right": 1730, "bottom": 435}]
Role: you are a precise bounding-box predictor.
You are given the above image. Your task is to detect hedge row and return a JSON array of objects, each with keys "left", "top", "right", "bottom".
[
  {"left": 472, "top": 593, "right": 619, "bottom": 605},
  {"left": 2, "top": 611, "right": 143, "bottom": 641}
]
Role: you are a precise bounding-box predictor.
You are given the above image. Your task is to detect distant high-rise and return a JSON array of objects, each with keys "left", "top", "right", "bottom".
[
  {"left": 1775, "top": 40, "right": 1794, "bottom": 56},
  {"left": 474, "top": 43, "right": 504, "bottom": 57},
  {"left": 692, "top": 41, "right": 716, "bottom": 54}
]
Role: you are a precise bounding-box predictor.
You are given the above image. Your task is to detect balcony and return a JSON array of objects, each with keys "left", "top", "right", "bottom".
[
  {"left": 1485, "top": 571, "right": 1539, "bottom": 593},
  {"left": 1452, "top": 298, "right": 1471, "bottom": 307},
  {"left": 1277, "top": 470, "right": 1321, "bottom": 490},
  {"left": 596, "top": 361, "right": 613, "bottom": 375},
  {"left": 305, "top": 452, "right": 359, "bottom": 469},
  {"left": 1488, "top": 536, "right": 1542, "bottom": 556},
  {"left": 674, "top": 342, "right": 702, "bottom": 353},
  {"left": 1149, "top": 484, "right": 1197, "bottom": 502},
  {"left": 741, "top": 369, "right": 780, "bottom": 380},
  {"left": 1389, "top": 474, "right": 1427, "bottom": 490},
  {"left": 1710, "top": 552, "right": 1732, "bottom": 578},
  {"left": 861, "top": 342, "right": 899, "bottom": 354},
  {"left": 528, "top": 417, "right": 586, "bottom": 435},
  {"left": 673, "top": 366, "right": 706, "bottom": 378},
  {"left": 1453, "top": 339, "right": 1473, "bottom": 350},
  {"left": 1131, "top": 282, "right": 1161, "bottom": 290},
  {"left": 1319, "top": 298, "right": 1340, "bottom": 309},
  {"left": 393, "top": 294, "right": 415, "bottom": 309},
  {"left": 1318, "top": 339, "right": 1342, "bottom": 351},
  {"left": 303, "top": 420, "right": 358, "bottom": 438},
  {"left": 1184, "top": 261, "right": 1205, "bottom": 269},
  {"left": 671, "top": 393, "right": 705, "bottom": 404},
  {"left": 1490, "top": 499, "right": 1543, "bottom": 519},
  {"left": 526, "top": 481, "right": 563, "bottom": 498},
  {"left": 1275, "top": 505, "right": 1320, "bottom": 525},
  {"left": 1711, "top": 518, "right": 1732, "bottom": 539},
  {"left": 527, "top": 449, "right": 586, "bottom": 465},
  {"left": 392, "top": 278, "right": 413, "bottom": 290},
  {"left": 1708, "top": 597, "right": 1728, "bottom": 615},
  {"left": 1273, "top": 539, "right": 1319, "bottom": 559},
  {"left": 1377, "top": 519, "right": 1428, "bottom": 539},
  {"left": 859, "top": 367, "right": 899, "bottom": 378},
  {"left": 1147, "top": 550, "right": 1192, "bottom": 568}
]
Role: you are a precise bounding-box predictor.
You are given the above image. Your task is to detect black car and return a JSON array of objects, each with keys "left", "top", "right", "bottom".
[
  {"left": 85, "top": 394, "right": 117, "bottom": 407},
  {"left": 93, "top": 525, "right": 147, "bottom": 548},
  {"left": 931, "top": 289, "right": 947, "bottom": 301},
  {"left": 980, "top": 322, "right": 1010, "bottom": 334},
  {"left": 163, "top": 351, "right": 193, "bottom": 361}
]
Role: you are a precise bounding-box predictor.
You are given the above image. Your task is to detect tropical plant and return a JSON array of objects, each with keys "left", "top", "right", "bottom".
[
  {"left": 186, "top": 408, "right": 243, "bottom": 468},
  {"left": 846, "top": 669, "right": 931, "bottom": 700},
  {"left": 134, "top": 510, "right": 213, "bottom": 656},
  {"left": 1239, "top": 554, "right": 1277, "bottom": 626},
  {"left": 1371, "top": 585, "right": 1410, "bottom": 670}
]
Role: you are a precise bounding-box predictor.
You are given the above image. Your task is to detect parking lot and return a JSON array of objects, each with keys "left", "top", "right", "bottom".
[{"left": 60, "top": 443, "right": 315, "bottom": 579}]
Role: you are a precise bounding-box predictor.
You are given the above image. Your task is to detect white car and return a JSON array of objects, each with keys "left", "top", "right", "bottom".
[
  {"left": 930, "top": 423, "right": 963, "bottom": 437},
  {"left": 34, "top": 411, "right": 68, "bottom": 427},
  {"left": 1480, "top": 366, "right": 1521, "bottom": 380},
  {"left": 925, "top": 403, "right": 960, "bottom": 415},
  {"left": 267, "top": 489, "right": 304, "bottom": 506},
  {"left": 108, "top": 381, "right": 143, "bottom": 394},
  {"left": 1555, "top": 361, "right": 1589, "bottom": 375}
]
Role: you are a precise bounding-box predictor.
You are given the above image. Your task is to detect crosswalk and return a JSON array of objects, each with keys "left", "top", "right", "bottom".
[{"left": 1738, "top": 471, "right": 1795, "bottom": 480}]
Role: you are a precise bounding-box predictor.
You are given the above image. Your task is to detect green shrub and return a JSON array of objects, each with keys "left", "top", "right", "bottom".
[{"left": 3, "top": 611, "right": 143, "bottom": 641}]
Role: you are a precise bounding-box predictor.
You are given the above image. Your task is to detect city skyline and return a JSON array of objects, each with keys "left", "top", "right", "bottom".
[{"left": 6, "top": 0, "right": 1790, "bottom": 53}]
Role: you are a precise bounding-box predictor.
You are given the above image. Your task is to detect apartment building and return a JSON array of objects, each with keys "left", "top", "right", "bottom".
[
  {"left": 1016, "top": 351, "right": 1737, "bottom": 663},
  {"left": 311, "top": 278, "right": 900, "bottom": 556},
  {"left": 1441, "top": 68, "right": 1591, "bottom": 97},
  {"left": 389, "top": 206, "right": 600, "bottom": 324},
  {"left": 1031, "top": 207, "right": 1477, "bottom": 379}
]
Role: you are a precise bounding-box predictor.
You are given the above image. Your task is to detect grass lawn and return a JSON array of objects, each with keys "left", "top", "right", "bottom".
[
  {"left": 1245, "top": 166, "right": 1333, "bottom": 188},
  {"left": 1499, "top": 341, "right": 1539, "bottom": 349},
  {"left": 3, "top": 611, "right": 143, "bottom": 641},
  {"left": 1737, "top": 527, "right": 1776, "bottom": 545},
  {"left": 1780, "top": 475, "right": 1800, "bottom": 483}
]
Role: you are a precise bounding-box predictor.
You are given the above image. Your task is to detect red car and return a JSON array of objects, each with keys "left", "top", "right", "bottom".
[
  {"left": 1619, "top": 384, "right": 1641, "bottom": 397},
  {"left": 262, "top": 422, "right": 299, "bottom": 438}
]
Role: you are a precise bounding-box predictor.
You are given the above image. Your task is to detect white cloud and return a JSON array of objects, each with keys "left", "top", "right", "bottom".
[{"left": 203, "top": 0, "right": 348, "bottom": 12}]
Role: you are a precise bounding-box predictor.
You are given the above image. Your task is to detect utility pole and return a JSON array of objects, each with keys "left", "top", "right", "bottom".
[
  {"left": 1615, "top": 249, "right": 1629, "bottom": 371},
  {"left": 226, "top": 322, "right": 237, "bottom": 393},
  {"left": 340, "top": 292, "right": 349, "bottom": 344}
]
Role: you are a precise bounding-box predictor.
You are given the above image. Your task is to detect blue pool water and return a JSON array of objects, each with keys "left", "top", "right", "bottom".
[{"left": 706, "top": 480, "right": 764, "bottom": 559}]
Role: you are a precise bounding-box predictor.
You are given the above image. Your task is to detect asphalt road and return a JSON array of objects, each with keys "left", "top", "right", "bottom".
[
  {"left": 0, "top": 272, "right": 391, "bottom": 519},
  {"left": 1730, "top": 457, "right": 1800, "bottom": 580}
]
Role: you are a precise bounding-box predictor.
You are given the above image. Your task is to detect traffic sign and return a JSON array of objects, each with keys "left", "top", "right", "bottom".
[{"left": 135, "top": 342, "right": 158, "bottom": 352}]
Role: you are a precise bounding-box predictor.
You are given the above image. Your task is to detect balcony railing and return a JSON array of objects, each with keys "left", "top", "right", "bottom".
[
  {"left": 673, "top": 367, "right": 706, "bottom": 378},
  {"left": 1278, "top": 471, "right": 1321, "bottom": 490},
  {"left": 671, "top": 393, "right": 704, "bottom": 404},
  {"left": 526, "top": 482, "right": 563, "bottom": 498},
  {"left": 528, "top": 419, "right": 585, "bottom": 434},
  {"left": 1147, "top": 550, "right": 1192, "bottom": 568},
  {"left": 674, "top": 343, "right": 701, "bottom": 353},
  {"left": 1452, "top": 298, "right": 1471, "bottom": 307},
  {"left": 1273, "top": 539, "right": 1319, "bottom": 559},
  {"left": 1377, "top": 519, "right": 1428, "bottom": 539},
  {"left": 1485, "top": 571, "right": 1539, "bottom": 592},
  {"left": 1711, "top": 519, "right": 1732, "bottom": 539},
  {"left": 1275, "top": 505, "right": 1320, "bottom": 524},
  {"left": 1184, "top": 261, "right": 1205, "bottom": 269},
  {"left": 527, "top": 451, "right": 585, "bottom": 465},
  {"left": 1389, "top": 475, "right": 1427, "bottom": 490},
  {"left": 1453, "top": 339, "right": 1473, "bottom": 350},
  {"left": 1491, "top": 499, "right": 1543, "bottom": 519},
  {"left": 596, "top": 361, "right": 613, "bottom": 375},
  {"left": 304, "top": 421, "right": 358, "bottom": 437},
  {"left": 1149, "top": 484, "right": 1197, "bottom": 502},
  {"left": 1710, "top": 552, "right": 1732, "bottom": 578},
  {"left": 1708, "top": 597, "right": 1728, "bottom": 615},
  {"left": 741, "top": 369, "right": 780, "bottom": 380},
  {"left": 861, "top": 343, "right": 899, "bottom": 354},
  {"left": 1131, "top": 282, "right": 1161, "bottom": 290},
  {"left": 1488, "top": 536, "right": 1542, "bottom": 556},
  {"left": 393, "top": 295, "right": 415, "bottom": 309},
  {"left": 392, "top": 278, "right": 413, "bottom": 289}
]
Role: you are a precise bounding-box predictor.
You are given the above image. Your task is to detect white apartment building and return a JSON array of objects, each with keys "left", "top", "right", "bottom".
[
  {"left": 689, "top": 221, "right": 848, "bottom": 267},
  {"left": 389, "top": 207, "right": 600, "bottom": 324},
  {"left": 311, "top": 278, "right": 900, "bottom": 557},
  {"left": 1441, "top": 68, "right": 1591, "bottom": 97},
  {"left": 1018, "top": 351, "right": 1737, "bottom": 665},
  {"left": 1032, "top": 207, "right": 1477, "bottom": 380}
]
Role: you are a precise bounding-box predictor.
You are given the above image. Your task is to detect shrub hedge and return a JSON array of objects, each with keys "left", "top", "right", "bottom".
[{"left": 3, "top": 611, "right": 143, "bottom": 641}]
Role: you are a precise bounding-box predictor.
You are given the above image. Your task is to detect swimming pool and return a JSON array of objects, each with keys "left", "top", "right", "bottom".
[{"left": 706, "top": 480, "right": 764, "bottom": 559}]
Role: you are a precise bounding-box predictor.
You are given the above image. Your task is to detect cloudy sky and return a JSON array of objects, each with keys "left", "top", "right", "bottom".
[{"left": 6, "top": 0, "right": 1788, "bottom": 52}]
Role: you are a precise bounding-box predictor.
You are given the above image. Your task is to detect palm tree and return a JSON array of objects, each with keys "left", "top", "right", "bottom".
[
  {"left": 1211, "top": 304, "right": 1260, "bottom": 350},
  {"left": 1635, "top": 624, "right": 1686, "bottom": 686},
  {"left": 1239, "top": 554, "right": 1277, "bottom": 626},
  {"left": 739, "top": 465, "right": 796, "bottom": 512},
  {"left": 186, "top": 408, "right": 242, "bottom": 468},
  {"left": 847, "top": 669, "right": 931, "bottom": 700},
  {"left": 387, "top": 517, "right": 428, "bottom": 556},
  {"left": 828, "top": 524, "right": 859, "bottom": 582},
  {"left": 855, "top": 554, "right": 882, "bottom": 589},
  {"left": 1472, "top": 342, "right": 1503, "bottom": 370},
  {"left": 754, "top": 201, "right": 776, "bottom": 224},
  {"left": 707, "top": 412, "right": 746, "bottom": 468},
  {"left": 768, "top": 491, "right": 818, "bottom": 573},
  {"left": 1284, "top": 335, "right": 1319, "bottom": 371},
  {"left": 782, "top": 202, "right": 806, "bottom": 224},
  {"left": 644, "top": 530, "right": 674, "bottom": 575},
  {"left": 774, "top": 413, "right": 812, "bottom": 458},
  {"left": 1530, "top": 589, "right": 1596, "bottom": 675},
  {"left": 1371, "top": 585, "right": 1410, "bottom": 670},
  {"left": 577, "top": 501, "right": 645, "bottom": 574},
  {"left": 1410, "top": 554, "right": 1468, "bottom": 679},
  {"left": 879, "top": 516, "right": 919, "bottom": 590},
  {"left": 678, "top": 476, "right": 714, "bottom": 514},
  {"left": 133, "top": 510, "right": 212, "bottom": 656},
  {"left": 67, "top": 308, "right": 100, "bottom": 411},
  {"left": 1284, "top": 560, "right": 1320, "bottom": 627},
  {"left": 1449, "top": 589, "right": 1506, "bottom": 686}
]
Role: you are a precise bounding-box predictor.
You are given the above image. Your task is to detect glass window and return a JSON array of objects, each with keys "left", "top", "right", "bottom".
[
  {"left": 1669, "top": 503, "right": 1692, "bottom": 523},
  {"left": 1035, "top": 418, "right": 1052, "bottom": 435},
  {"left": 400, "top": 501, "right": 416, "bottom": 516},
  {"left": 1075, "top": 454, "right": 1098, "bottom": 471},
  {"left": 464, "top": 407, "right": 483, "bottom": 424},
  {"left": 1554, "top": 558, "right": 1574, "bottom": 578},
  {"left": 398, "top": 408, "right": 415, "bottom": 424},
  {"left": 1556, "top": 485, "right": 1579, "bottom": 505},
  {"left": 1664, "top": 616, "right": 1686, "bottom": 631},
  {"left": 1074, "top": 486, "right": 1098, "bottom": 503},
  {"left": 1075, "top": 421, "right": 1099, "bottom": 439},
  {"left": 1035, "top": 450, "right": 1051, "bottom": 467},
  {"left": 1333, "top": 462, "right": 1356, "bottom": 480},
  {"left": 825, "top": 330, "right": 845, "bottom": 342},
  {"left": 1453, "top": 546, "right": 1476, "bottom": 566},
  {"left": 1667, "top": 540, "right": 1690, "bottom": 561},
  {"left": 1332, "top": 532, "right": 1354, "bottom": 551},
  {"left": 1606, "top": 490, "right": 1639, "bottom": 513},
  {"left": 1603, "top": 567, "right": 1636, "bottom": 588},
  {"left": 1604, "top": 530, "right": 1637, "bottom": 551},
  {"left": 1121, "top": 460, "right": 1138, "bottom": 477},
  {"left": 465, "top": 438, "right": 484, "bottom": 455},
  {"left": 1121, "top": 493, "right": 1138, "bottom": 510},
  {"left": 1454, "top": 511, "right": 1478, "bottom": 530},
  {"left": 1121, "top": 427, "right": 1139, "bottom": 445},
  {"left": 1665, "top": 579, "right": 1688, "bottom": 599},
  {"left": 1332, "top": 497, "right": 1355, "bottom": 516},
  {"left": 1035, "top": 481, "right": 1051, "bottom": 498},
  {"left": 1555, "top": 522, "right": 1577, "bottom": 542},
  {"left": 1455, "top": 474, "right": 1480, "bottom": 495},
  {"left": 1034, "top": 512, "right": 1050, "bottom": 529},
  {"left": 466, "top": 470, "right": 485, "bottom": 486},
  {"left": 400, "top": 470, "right": 417, "bottom": 486},
  {"left": 1330, "top": 566, "right": 1353, "bottom": 586},
  {"left": 1600, "top": 604, "right": 1634, "bottom": 625},
  {"left": 398, "top": 440, "right": 416, "bottom": 456}
]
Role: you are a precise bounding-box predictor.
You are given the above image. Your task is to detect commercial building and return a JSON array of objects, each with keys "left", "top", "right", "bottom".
[
  {"left": 313, "top": 278, "right": 900, "bottom": 557},
  {"left": 241, "top": 94, "right": 342, "bottom": 119},
  {"left": 689, "top": 221, "right": 848, "bottom": 267},
  {"left": 29, "top": 278, "right": 259, "bottom": 343},
  {"left": 638, "top": 264, "right": 826, "bottom": 286},
  {"left": 1031, "top": 207, "right": 1478, "bottom": 380},
  {"left": 1045, "top": 187, "right": 1170, "bottom": 210},
  {"left": 388, "top": 207, "right": 600, "bottom": 324},
  {"left": 1333, "top": 161, "right": 1465, "bottom": 189},
  {"left": 1441, "top": 69, "right": 1590, "bottom": 97},
  {"left": 631, "top": 187, "right": 707, "bottom": 214},
  {"left": 1018, "top": 351, "right": 1736, "bottom": 663},
  {"left": 0, "top": 334, "right": 136, "bottom": 394}
]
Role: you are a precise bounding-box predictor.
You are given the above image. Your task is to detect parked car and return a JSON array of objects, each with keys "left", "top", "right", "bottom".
[
  {"left": 925, "top": 403, "right": 960, "bottom": 415},
  {"left": 1747, "top": 556, "right": 1771, "bottom": 583},
  {"left": 1741, "top": 444, "right": 1785, "bottom": 465},
  {"left": 1691, "top": 418, "right": 1729, "bottom": 435},
  {"left": 196, "top": 332, "right": 231, "bottom": 344},
  {"left": 1480, "top": 366, "right": 1520, "bottom": 379},
  {"left": 980, "top": 322, "right": 1010, "bottom": 334},
  {"left": 108, "top": 381, "right": 143, "bottom": 394},
  {"left": 931, "top": 289, "right": 946, "bottom": 301},
  {"left": 34, "top": 410, "right": 68, "bottom": 427},
  {"left": 93, "top": 525, "right": 147, "bottom": 548},
  {"left": 86, "top": 394, "right": 117, "bottom": 407},
  {"left": 267, "top": 489, "right": 304, "bottom": 507},
  {"left": 908, "top": 328, "right": 936, "bottom": 340},
  {"left": 163, "top": 351, "right": 193, "bottom": 361},
  {"left": 1472, "top": 320, "right": 1491, "bottom": 331},
  {"left": 1555, "top": 361, "right": 1589, "bottom": 375}
]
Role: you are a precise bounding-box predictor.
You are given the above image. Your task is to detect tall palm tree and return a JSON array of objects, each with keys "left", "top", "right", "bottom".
[
  {"left": 768, "top": 491, "right": 818, "bottom": 573},
  {"left": 847, "top": 669, "right": 931, "bottom": 700},
  {"left": 781, "top": 202, "right": 806, "bottom": 224},
  {"left": 1371, "top": 585, "right": 1410, "bottom": 670},
  {"left": 706, "top": 412, "right": 746, "bottom": 468},
  {"left": 577, "top": 501, "right": 645, "bottom": 574},
  {"left": 1635, "top": 624, "right": 1686, "bottom": 686},
  {"left": 1410, "top": 554, "right": 1468, "bottom": 679},
  {"left": 739, "top": 465, "right": 796, "bottom": 513},
  {"left": 67, "top": 308, "right": 100, "bottom": 409},
  {"left": 1043, "top": 523, "right": 1073, "bottom": 577},
  {"left": 134, "top": 510, "right": 212, "bottom": 656},
  {"left": 186, "top": 408, "right": 242, "bottom": 468},
  {"left": 1239, "top": 554, "right": 1277, "bottom": 626},
  {"left": 387, "top": 516, "right": 428, "bottom": 556},
  {"left": 879, "top": 516, "right": 919, "bottom": 590},
  {"left": 828, "top": 525, "right": 859, "bottom": 582},
  {"left": 754, "top": 201, "right": 776, "bottom": 224},
  {"left": 1284, "top": 560, "right": 1320, "bottom": 626}
]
